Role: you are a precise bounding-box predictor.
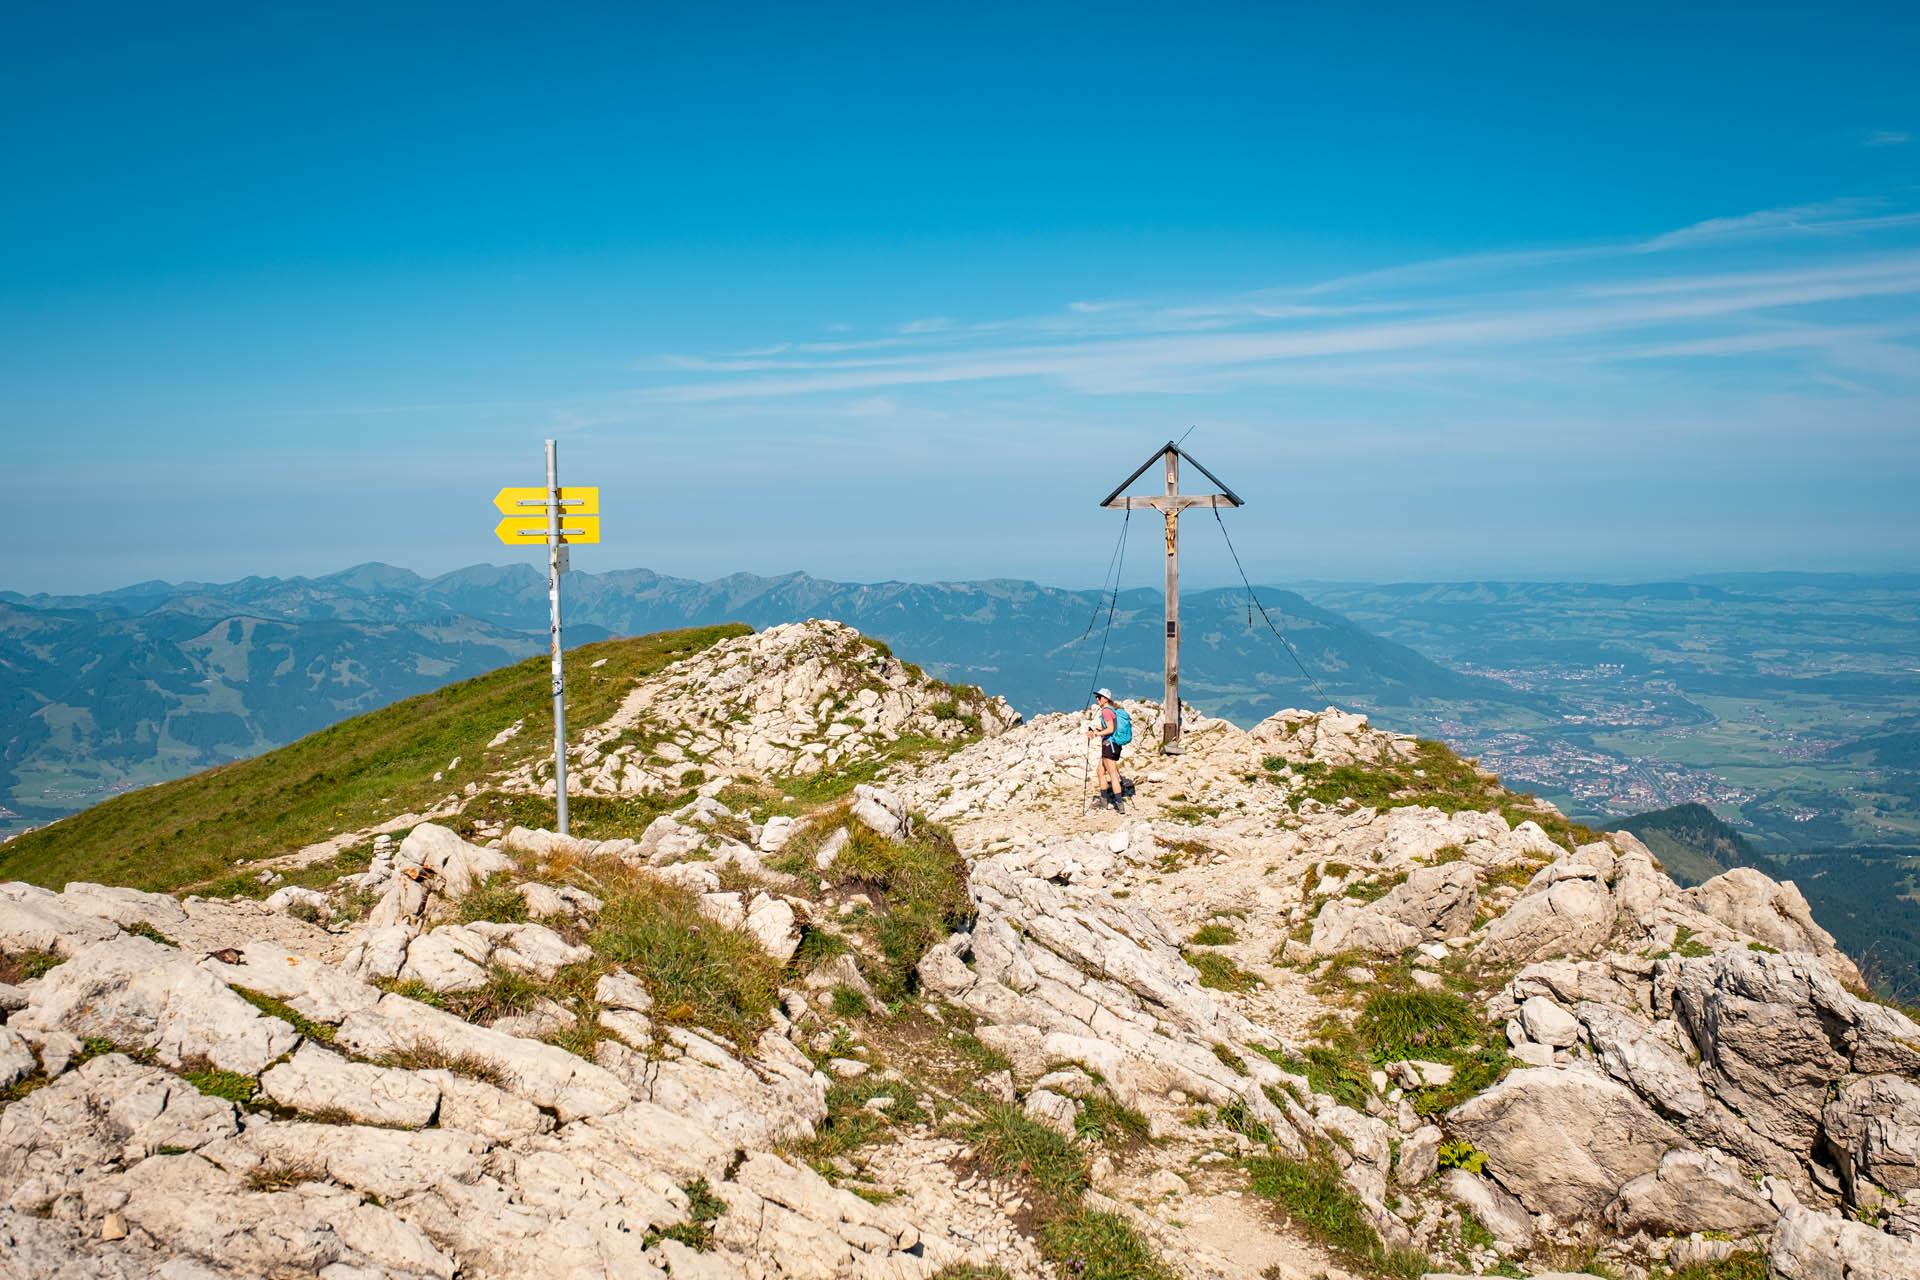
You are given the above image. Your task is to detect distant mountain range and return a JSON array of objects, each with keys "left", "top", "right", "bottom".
[{"left": 0, "top": 563, "right": 1546, "bottom": 833}]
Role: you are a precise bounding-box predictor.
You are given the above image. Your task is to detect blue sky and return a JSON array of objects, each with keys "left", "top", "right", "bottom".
[{"left": 3, "top": 2, "right": 1917, "bottom": 595}]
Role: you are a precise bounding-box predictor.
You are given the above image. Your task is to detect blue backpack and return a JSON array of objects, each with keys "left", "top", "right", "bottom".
[{"left": 1109, "top": 706, "right": 1133, "bottom": 745}]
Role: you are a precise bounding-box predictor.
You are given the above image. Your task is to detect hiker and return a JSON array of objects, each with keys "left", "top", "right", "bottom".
[{"left": 1087, "top": 688, "right": 1133, "bottom": 812}]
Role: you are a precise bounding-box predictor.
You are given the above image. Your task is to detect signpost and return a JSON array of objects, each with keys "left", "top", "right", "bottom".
[{"left": 493, "top": 442, "right": 598, "bottom": 836}]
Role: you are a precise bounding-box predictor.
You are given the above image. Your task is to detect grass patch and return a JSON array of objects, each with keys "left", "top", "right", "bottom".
[
  {"left": 0, "top": 625, "right": 748, "bottom": 892},
  {"left": 1245, "top": 1153, "right": 1429, "bottom": 1279},
  {"left": 830, "top": 984, "right": 870, "bottom": 1018},
  {"left": 1267, "top": 739, "right": 1597, "bottom": 851},
  {"left": 231, "top": 987, "right": 336, "bottom": 1043},
  {"left": 1186, "top": 950, "right": 1261, "bottom": 992},
  {"left": 380, "top": 1045, "right": 509, "bottom": 1088},
  {"left": 1074, "top": 1093, "right": 1151, "bottom": 1149},
  {"left": 1188, "top": 923, "right": 1238, "bottom": 946},
  {"left": 592, "top": 877, "right": 782, "bottom": 1048},
  {"left": 1355, "top": 990, "right": 1478, "bottom": 1059},
  {"left": 123, "top": 921, "right": 176, "bottom": 946},
  {"left": 825, "top": 820, "right": 972, "bottom": 1002},
  {"left": 0, "top": 949, "right": 64, "bottom": 984},
  {"left": 182, "top": 1066, "right": 260, "bottom": 1106},
  {"left": 781, "top": 734, "right": 965, "bottom": 806},
  {"left": 966, "top": 1103, "right": 1088, "bottom": 1201},
  {"left": 454, "top": 876, "right": 530, "bottom": 924},
  {"left": 1353, "top": 989, "right": 1511, "bottom": 1114},
  {"left": 1040, "top": 1208, "right": 1178, "bottom": 1280},
  {"left": 643, "top": 1177, "right": 726, "bottom": 1251},
  {"left": 1668, "top": 1253, "right": 1768, "bottom": 1280},
  {"left": 1256, "top": 1042, "right": 1371, "bottom": 1110},
  {"left": 245, "top": 1161, "right": 328, "bottom": 1192}
]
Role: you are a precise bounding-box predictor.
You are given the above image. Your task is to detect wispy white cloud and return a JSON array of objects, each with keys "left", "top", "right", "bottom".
[
  {"left": 1865, "top": 130, "right": 1911, "bottom": 147},
  {"left": 1634, "top": 199, "right": 1884, "bottom": 252},
  {"left": 642, "top": 198, "right": 1920, "bottom": 407}
]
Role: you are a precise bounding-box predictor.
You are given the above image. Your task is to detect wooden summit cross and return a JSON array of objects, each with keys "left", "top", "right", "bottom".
[{"left": 1100, "top": 441, "right": 1244, "bottom": 755}]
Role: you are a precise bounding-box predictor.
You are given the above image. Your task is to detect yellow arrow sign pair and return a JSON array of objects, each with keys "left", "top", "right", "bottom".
[{"left": 493, "top": 487, "right": 601, "bottom": 545}]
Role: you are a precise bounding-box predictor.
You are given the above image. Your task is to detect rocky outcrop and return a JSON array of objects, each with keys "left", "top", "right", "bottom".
[
  {"left": 1448, "top": 1065, "right": 1686, "bottom": 1219},
  {"left": 15, "top": 936, "right": 301, "bottom": 1074}
]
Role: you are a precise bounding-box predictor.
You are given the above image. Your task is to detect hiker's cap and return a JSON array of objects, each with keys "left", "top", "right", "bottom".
[{"left": 1096, "top": 687, "right": 1112, "bottom": 699}]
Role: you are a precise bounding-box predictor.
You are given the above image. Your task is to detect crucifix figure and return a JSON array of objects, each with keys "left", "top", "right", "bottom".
[{"left": 1100, "top": 441, "right": 1245, "bottom": 755}]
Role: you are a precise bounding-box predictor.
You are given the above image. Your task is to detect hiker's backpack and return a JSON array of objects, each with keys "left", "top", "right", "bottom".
[{"left": 1110, "top": 706, "right": 1133, "bottom": 745}]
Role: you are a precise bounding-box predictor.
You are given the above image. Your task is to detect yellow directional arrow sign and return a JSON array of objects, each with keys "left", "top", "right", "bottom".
[
  {"left": 494, "top": 515, "right": 601, "bottom": 545},
  {"left": 493, "top": 486, "right": 598, "bottom": 515}
]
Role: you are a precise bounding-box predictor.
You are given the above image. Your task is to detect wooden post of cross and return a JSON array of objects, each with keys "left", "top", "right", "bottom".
[{"left": 1100, "top": 441, "right": 1245, "bottom": 755}]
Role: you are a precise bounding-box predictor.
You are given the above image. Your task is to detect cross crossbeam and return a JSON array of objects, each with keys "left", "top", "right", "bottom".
[{"left": 1098, "top": 440, "right": 1243, "bottom": 755}]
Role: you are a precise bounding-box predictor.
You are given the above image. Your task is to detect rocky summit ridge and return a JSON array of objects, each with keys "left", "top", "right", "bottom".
[{"left": 2, "top": 619, "right": 1916, "bottom": 1280}]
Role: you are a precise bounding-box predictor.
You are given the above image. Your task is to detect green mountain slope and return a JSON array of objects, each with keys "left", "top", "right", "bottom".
[{"left": 0, "top": 625, "right": 746, "bottom": 893}]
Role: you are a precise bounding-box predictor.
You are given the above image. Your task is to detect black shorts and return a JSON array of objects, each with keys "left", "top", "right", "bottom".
[{"left": 1102, "top": 740, "right": 1122, "bottom": 761}]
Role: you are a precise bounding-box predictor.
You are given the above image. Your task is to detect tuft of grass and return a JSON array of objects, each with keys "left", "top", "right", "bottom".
[
  {"left": 1355, "top": 989, "right": 1479, "bottom": 1060},
  {"left": 930, "top": 1268, "right": 1014, "bottom": 1280},
  {"left": 245, "top": 1161, "right": 329, "bottom": 1192},
  {"left": 455, "top": 876, "right": 530, "bottom": 924},
  {"left": 830, "top": 984, "right": 869, "bottom": 1018},
  {"left": 792, "top": 924, "right": 853, "bottom": 969},
  {"left": 231, "top": 987, "right": 335, "bottom": 1043},
  {"left": 1438, "top": 1139, "right": 1487, "bottom": 1174},
  {"left": 0, "top": 625, "right": 747, "bottom": 892},
  {"left": 1074, "top": 1093, "right": 1152, "bottom": 1149},
  {"left": 1039, "top": 1209, "right": 1178, "bottom": 1280},
  {"left": 0, "top": 949, "right": 64, "bottom": 984},
  {"left": 381, "top": 1045, "right": 510, "bottom": 1089},
  {"left": 1216, "top": 1097, "right": 1273, "bottom": 1145},
  {"left": 591, "top": 877, "right": 782, "bottom": 1048},
  {"left": 781, "top": 733, "right": 963, "bottom": 805},
  {"left": 1186, "top": 950, "right": 1261, "bottom": 992},
  {"left": 1256, "top": 1042, "right": 1371, "bottom": 1110},
  {"left": 825, "top": 820, "right": 972, "bottom": 1002},
  {"left": 644, "top": 1177, "right": 727, "bottom": 1251},
  {"left": 1245, "top": 1153, "right": 1430, "bottom": 1279},
  {"left": 1188, "top": 923, "right": 1239, "bottom": 946},
  {"left": 1212, "top": 1043, "right": 1249, "bottom": 1075},
  {"left": 182, "top": 1066, "right": 259, "bottom": 1106},
  {"left": 123, "top": 921, "right": 176, "bottom": 946},
  {"left": 965, "top": 1103, "right": 1088, "bottom": 1203},
  {"left": 1669, "top": 1253, "right": 1768, "bottom": 1280}
]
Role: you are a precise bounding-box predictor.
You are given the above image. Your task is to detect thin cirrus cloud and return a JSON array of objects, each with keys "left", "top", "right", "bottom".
[{"left": 643, "top": 201, "right": 1920, "bottom": 407}]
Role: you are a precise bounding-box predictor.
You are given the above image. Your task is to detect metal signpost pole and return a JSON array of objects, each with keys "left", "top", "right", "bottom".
[{"left": 544, "top": 439, "right": 569, "bottom": 837}]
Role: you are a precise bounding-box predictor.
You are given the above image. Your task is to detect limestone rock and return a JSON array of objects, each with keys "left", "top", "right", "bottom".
[
  {"left": 57, "top": 882, "right": 189, "bottom": 929},
  {"left": 1770, "top": 1204, "right": 1920, "bottom": 1280},
  {"left": 1665, "top": 949, "right": 1920, "bottom": 1157},
  {"left": 336, "top": 991, "right": 628, "bottom": 1122},
  {"left": 1606, "top": 1148, "right": 1778, "bottom": 1235},
  {"left": 1575, "top": 1001, "right": 1708, "bottom": 1119},
  {"left": 0, "top": 886, "right": 120, "bottom": 956},
  {"left": 1023, "top": 1088, "right": 1079, "bottom": 1136},
  {"left": 1438, "top": 1167, "right": 1536, "bottom": 1248},
  {"left": 0, "top": 1026, "right": 34, "bottom": 1088},
  {"left": 15, "top": 936, "right": 300, "bottom": 1074},
  {"left": 395, "top": 822, "right": 514, "bottom": 898},
  {"left": 417, "top": 1068, "right": 554, "bottom": 1143},
  {"left": 1477, "top": 876, "right": 1615, "bottom": 967},
  {"left": 200, "top": 941, "right": 379, "bottom": 1024},
  {"left": 1687, "top": 868, "right": 1863, "bottom": 987},
  {"left": 850, "top": 783, "right": 908, "bottom": 840},
  {"left": 259, "top": 1043, "right": 441, "bottom": 1128},
  {"left": 1396, "top": 1124, "right": 1442, "bottom": 1187},
  {"left": 743, "top": 894, "right": 801, "bottom": 963},
  {"left": 1517, "top": 995, "right": 1579, "bottom": 1048},
  {"left": 1448, "top": 1064, "right": 1686, "bottom": 1218},
  {"left": 1823, "top": 1074, "right": 1920, "bottom": 1198}
]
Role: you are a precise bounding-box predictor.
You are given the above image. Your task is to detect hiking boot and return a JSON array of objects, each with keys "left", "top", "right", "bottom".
[{"left": 1109, "top": 791, "right": 1125, "bottom": 814}]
